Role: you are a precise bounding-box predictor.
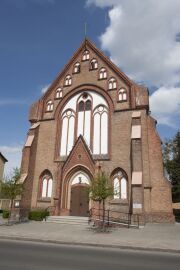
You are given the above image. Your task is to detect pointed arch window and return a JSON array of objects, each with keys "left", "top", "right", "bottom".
[
  {"left": 118, "top": 88, "right": 127, "bottom": 101},
  {"left": 46, "top": 100, "right": 53, "bottom": 112},
  {"left": 82, "top": 50, "right": 90, "bottom": 61},
  {"left": 41, "top": 173, "right": 53, "bottom": 198},
  {"left": 74, "top": 62, "right": 80, "bottom": 73},
  {"left": 55, "top": 88, "right": 62, "bottom": 99},
  {"left": 93, "top": 105, "right": 108, "bottom": 154},
  {"left": 90, "top": 59, "right": 98, "bottom": 70},
  {"left": 113, "top": 170, "right": 127, "bottom": 199},
  {"left": 60, "top": 109, "right": 75, "bottom": 156},
  {"left": 99, "top": 68, "right": 107, "bottom": 79},
  {"left": 109, "top": 77, "right": 117, "bottom": 90},
  {"left": 77, "top": 94, "right": 92, "bottom": 147},
  {"left": 64, "top": 75, "right": 72, "bottom": 86}
]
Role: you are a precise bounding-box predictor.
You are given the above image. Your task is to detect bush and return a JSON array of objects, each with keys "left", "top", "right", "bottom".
[
  {"left": 28, "top": 210, "right": 49, "bottom": 221},
  {"left": 3, "top": 210, "right": 10, "bottom": 219},
  {"left": 173, "top": 209, "right": 180, "bottom": 222}
]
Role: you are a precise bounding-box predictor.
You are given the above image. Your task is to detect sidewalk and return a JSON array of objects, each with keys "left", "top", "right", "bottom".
[{"left": 0, "top": 219, "right": 180, "bottom": 253}]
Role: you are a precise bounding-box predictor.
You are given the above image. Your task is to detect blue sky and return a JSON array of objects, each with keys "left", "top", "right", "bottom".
[{"left": 0, "top": 0, "right": 179, "bottom": 174}]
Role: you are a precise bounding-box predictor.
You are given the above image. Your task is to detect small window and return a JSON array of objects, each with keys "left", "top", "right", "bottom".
[
  {"left": 109, "top": 77, "right": 117, "bottom": 90},
  {"left": 112, "top": 170, "right": 127, "bottom": 199},
  {"left": 64, "top": 75, "right": 72, "bottom": 86},
  {"left": 74, "top": 62, "right": 80, "bottom": 73},
  {"left": 99, "top": 68, "right": 107, "bottom": 79},
  {"left": 90, "top": 59, "right": 98, "bottom": 70},
  {"left": 46, "top": 100, "right": 53, "bottom": 111},
  {"left": 82, "top": 50, "right": 90, "bottom": 61},
  {"left": 41, "top": 176, "right": 53, "bottom": 198},
  {"left": 78, "top": 101, "right": 84, "bottom": 111},
  {"left": 85, "top": 100, "right": 91, "bottom": 111},
  {"left": 56, "top": 88, "right": 62, "bottom": 99},
  {"left": 118, "top": 88, "right": 127, "bottom": 101}
]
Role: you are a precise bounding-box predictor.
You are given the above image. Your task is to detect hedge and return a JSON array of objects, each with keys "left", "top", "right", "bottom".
[
  {"left": 28, "top": 210, "right": 49, "bottom": 221},
  {"left": 3, "top": 210, "right": 10, "bottom": 219}
]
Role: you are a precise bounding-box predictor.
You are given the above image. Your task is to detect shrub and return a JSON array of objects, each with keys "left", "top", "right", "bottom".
[
  {"left": 3, "top": 210, "right": 10, "bottom": 219},
  {"left": 28, "top": 210, "right": 49, "bottom": 221}
]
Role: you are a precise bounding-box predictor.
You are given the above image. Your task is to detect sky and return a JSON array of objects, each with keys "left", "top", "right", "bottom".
[{"left": 0, "top": 0, "right": 179, "bottom": 175}]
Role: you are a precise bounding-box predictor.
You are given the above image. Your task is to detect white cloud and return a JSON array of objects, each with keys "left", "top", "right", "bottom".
[
  {"left": 150, "top": 87, "right": 180, "bottom": 127},
  {"left": 0, "top": 145, "right": 23, "bottom": 176},
  {"left": 87, "top": 0, "right": 180, "bottom": 128},
  {"left": 41, "top": 84, "right": 50, "bottom": 94}
]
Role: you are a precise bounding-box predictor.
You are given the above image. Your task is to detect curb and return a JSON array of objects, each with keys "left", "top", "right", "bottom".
[{"left": 0, "top": 236, "right": 180, "bottom": 254}]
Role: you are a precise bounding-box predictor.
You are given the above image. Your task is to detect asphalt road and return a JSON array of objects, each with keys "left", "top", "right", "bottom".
[{"left": 0, "top": 240, "right": 179, "bottom": 270}]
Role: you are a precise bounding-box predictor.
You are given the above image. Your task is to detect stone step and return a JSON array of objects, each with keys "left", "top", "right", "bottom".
[{"left": 45, "top": 216, "right": 89, "bottom": 225}]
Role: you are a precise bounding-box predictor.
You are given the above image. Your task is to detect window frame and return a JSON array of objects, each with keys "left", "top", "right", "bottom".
[
  {"left": 82, "top": 50, "right": 90, "bottom": 61},
  {"left": 64, "top": 75, "right": 72, "bottom": 87},
  {"left": 39, "top": 171, "right": 53, "bottom": 201},
  {"left": 112, "top": 170, "right": 128, "bottom": 201},
  {"left": 46, "top": 100, "right": 54, "bottom": 112},
  {"left": 99, "top": 67, "right": 107, "bottom": 80},
  {"left": 118, "top": 88, "right": 127, "bottom": 102}
]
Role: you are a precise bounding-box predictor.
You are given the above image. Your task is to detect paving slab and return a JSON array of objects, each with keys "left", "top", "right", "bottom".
[{"left": 0, "top": 220, "right": 180, "bottom": 253}]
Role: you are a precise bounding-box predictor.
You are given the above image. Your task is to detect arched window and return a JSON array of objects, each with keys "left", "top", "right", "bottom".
[
  {"left": 60, "top": 109, "right": 75, "bottom": 156},
  {"left": 41, "top": 173, "right": 53, "bottom": 198},
  {"left": 77, "top": 94, "right": 92, "bottom": 147},
  {"left": 99, "top": 68, "right": 107, "bottom": 79},
  {"left": 46, "top": 100, "right": 53, "bottom": 111},
  {"left": 109, "top": 77, "right": 117, "bottom": 90},
  {"left": 112, "top": 170, "right": 127, "bottom": 199},
  {"left": 82, "top": 50, "right": 90, "bottom": 61},
  {"left": 93, "top": 105, "right": 108, "bottom": 154},
  {"left": 74, "top": 62, "right": 80, "bottom": 73},
  {"left": 64, "top": 75, "right": 72, "bottom": 86},
  {"left": 90, "top": 59, "right": 98, "bottom": 70},
  {"left": 55, "top": 88, "right": 62, "bottom": 99},
  {"left": 118, "top": 88, "right": 127, "bottom": 101}
]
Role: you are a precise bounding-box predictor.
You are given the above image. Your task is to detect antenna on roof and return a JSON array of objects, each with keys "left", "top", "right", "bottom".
[{"left": 84, "top": 21, "right": 87, "bottom": 39}]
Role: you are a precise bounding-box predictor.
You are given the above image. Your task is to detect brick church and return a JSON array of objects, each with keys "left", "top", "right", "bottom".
[{"left": 20, "top": 39, "right": 174, "bottom": 222}]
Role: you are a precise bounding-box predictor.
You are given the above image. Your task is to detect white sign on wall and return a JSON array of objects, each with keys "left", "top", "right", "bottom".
[{"left": 133, "top": 203, "right": 142, "bottom": 209}]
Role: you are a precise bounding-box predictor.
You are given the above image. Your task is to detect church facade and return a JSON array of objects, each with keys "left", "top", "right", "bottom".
[{"left": 20, "top": 39, "right": 174, "bottom": 223}]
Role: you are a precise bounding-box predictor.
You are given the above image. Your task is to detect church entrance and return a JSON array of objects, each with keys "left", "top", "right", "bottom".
[
  {"left": 69, "top": 171, "right": 90, "bottom": 217},
  {"left": 70, "top": 184, "right": 89, "bottom": 216}
]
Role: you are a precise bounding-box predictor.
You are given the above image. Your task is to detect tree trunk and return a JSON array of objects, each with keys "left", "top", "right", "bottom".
[{"left": 102, "top": 199, "right": 105, "bottom": 229}]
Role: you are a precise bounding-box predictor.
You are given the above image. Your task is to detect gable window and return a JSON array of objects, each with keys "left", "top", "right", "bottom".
[
  {"left": 118, "top": 88, "right": 127, "bottom": 101},
  {"left": 99, "top": 68, "right": 107, "bottom": 79},
  {"left": 82, "top": 50, "right": 90, "bottom": 61},
  {"left": 60, "top": 109, "right": 75, "bottom": 156},
  {"left": 74, "top": 62, "right": 80, "bottom": 73},
  {"left": 64, "top": 75, "right": 72, "bottom": 86},
  {"left": 113, "top": 170, "right": 127, "bottom": 199},
  {"left": 55, "top": 88, "right": 63, "bottom": 99},
  {"left": 108, "top": 77, "right": 117, "bottom": 90},
  {"left": 41, "top": 172, "right": 53, "bottom": 199},
  {"left": 93, "top": 105, "right": 108, "bottom": 154},
  {"left": 77, "top": 94, "right": 92, "bottom": 147},
  {"left": 46, "top": 100, "right": 53, "bottom": 111},
  {"left": 90, "top": 59, "right": 98, "bottom": 70}
]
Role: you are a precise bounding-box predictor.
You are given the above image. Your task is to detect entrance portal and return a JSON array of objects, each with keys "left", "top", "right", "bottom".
[
  {"left": 70, "top": 184, "right": 89, "bottom": 216},
  {"left": 69, "top": 171, "right": 90, "bottom": 217}
]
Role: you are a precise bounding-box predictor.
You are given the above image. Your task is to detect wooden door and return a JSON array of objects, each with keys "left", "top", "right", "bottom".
[{"left": 70, "top": 184, "right": 89, "bottom": 217}]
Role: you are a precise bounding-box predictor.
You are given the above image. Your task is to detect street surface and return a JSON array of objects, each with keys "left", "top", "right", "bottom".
[{"left": 0, "top": 240, "right": 179, "bottom": 270}]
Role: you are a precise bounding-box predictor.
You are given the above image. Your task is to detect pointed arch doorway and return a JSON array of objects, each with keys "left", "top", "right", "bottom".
[{"left": 70, "top": 171, "right": 90, "bottom": 217}]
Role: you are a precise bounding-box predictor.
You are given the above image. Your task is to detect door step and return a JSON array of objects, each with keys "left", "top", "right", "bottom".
[{"left": 45, "top": 216, "right": 89, "bottom": 225}]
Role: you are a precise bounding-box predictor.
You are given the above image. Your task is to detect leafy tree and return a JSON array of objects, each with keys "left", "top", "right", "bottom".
[
  {"left": 1, "top": 168, "right": 23, "bottom": 215},
  {"left": 88, "top": 172, "right": 113, "bottom": 228},
  {"left": 163, "top": 131, "right": 180, "bottom": 202}
]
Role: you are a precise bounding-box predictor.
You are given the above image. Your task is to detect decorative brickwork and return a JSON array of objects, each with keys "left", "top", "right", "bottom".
[{"left": 20, "top": 39, "right": 174, "bottom": 223}]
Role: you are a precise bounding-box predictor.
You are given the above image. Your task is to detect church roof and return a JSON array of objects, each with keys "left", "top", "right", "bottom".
[
  {"left": 0, "top": 152, "right": 8, "bottom": 163},
  {"left": 42, "top": 38, "right": 135, "bottom": 100}
]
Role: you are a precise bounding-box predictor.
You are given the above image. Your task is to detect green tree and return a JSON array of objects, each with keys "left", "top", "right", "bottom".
[
  {"left": 163, "top": 131, "right": 180, "bottom": 202},
  {"left": 88, "top": 172, "right": 114, "bottom": 228},
  {"left": 1, "top": 168, "right": 23, "bottom": 215}
]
